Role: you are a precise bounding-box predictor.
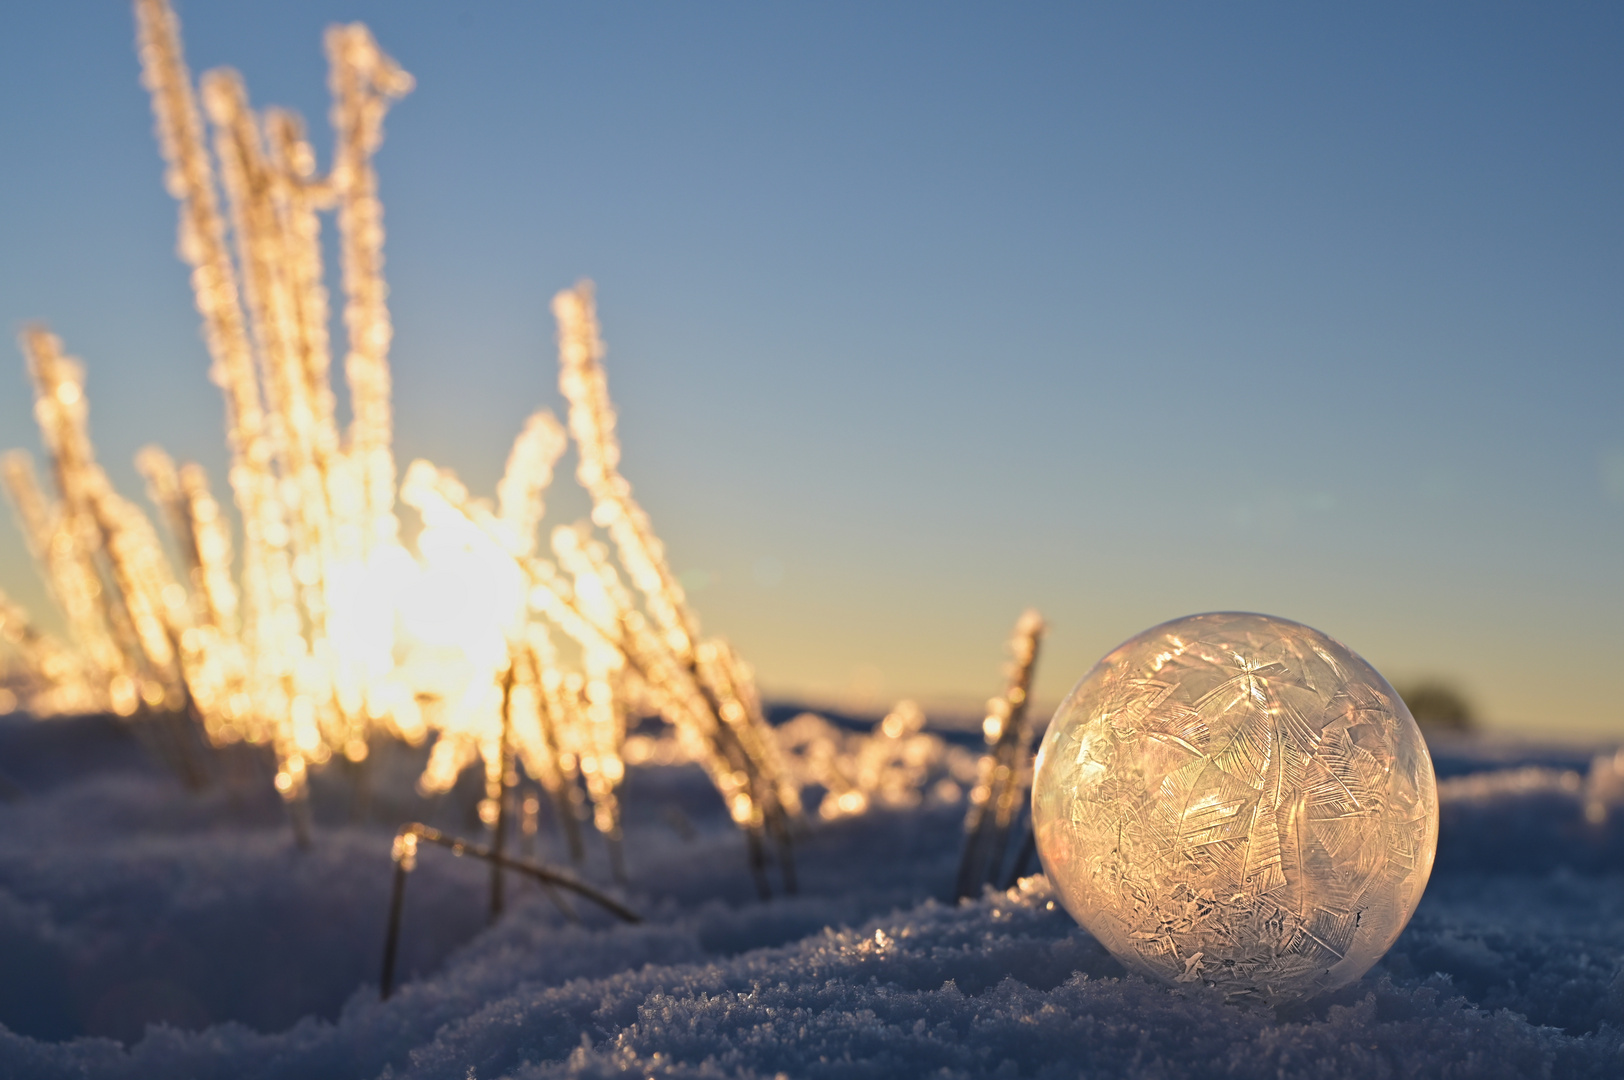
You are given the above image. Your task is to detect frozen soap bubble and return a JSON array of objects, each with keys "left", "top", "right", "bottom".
[{"left": 1031, "top": 612, "right": 1437, "bottom": 1002}]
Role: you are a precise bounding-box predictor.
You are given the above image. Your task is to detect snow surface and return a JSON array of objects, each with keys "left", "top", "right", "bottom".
[{"left": 2, "top": 714, "right": 1624, "bottom": 1079}]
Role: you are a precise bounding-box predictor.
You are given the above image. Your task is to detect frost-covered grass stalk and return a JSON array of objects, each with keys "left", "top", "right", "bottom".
[{"left": 956, "top": 609, "right": 1046, "bottom": 899}]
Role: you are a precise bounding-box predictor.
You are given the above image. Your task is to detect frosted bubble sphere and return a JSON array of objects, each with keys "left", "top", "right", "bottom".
[{"left": 1032, "top": 612, "right": 1438, "bottom": 1002}]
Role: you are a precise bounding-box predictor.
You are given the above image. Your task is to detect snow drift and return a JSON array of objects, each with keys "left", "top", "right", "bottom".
[{"left": 1, "top": 713, "right": 1622, "bottom": 1079}]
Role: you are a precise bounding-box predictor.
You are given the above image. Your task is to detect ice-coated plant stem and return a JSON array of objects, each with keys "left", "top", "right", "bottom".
[
  {"left": 378, "top": 851, "right": 411, "bottom": 1000},
  {"left": 1001, "top": 820, "right": 1038, "bottom": 889},
  {"left": 956, "top": 609, "right": 1045, "bottom": 899},
  {"left": 490, "top": 661, "right": 515, "bottom": 923},
  {"left": 379, "top": 822, "right": 640, "bottom": 1000}
]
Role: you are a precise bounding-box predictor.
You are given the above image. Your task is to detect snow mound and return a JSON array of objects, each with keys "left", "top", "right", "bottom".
[{"left": 2, "top": 714, "right": 1623, "bottom": 1079}]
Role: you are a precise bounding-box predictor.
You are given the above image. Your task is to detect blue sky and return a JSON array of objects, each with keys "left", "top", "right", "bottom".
[{"left": 1, "top": 2, "right": 1620, "bottom": 734}]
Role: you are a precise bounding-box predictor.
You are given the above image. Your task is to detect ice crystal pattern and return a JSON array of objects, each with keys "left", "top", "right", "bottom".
[{"left": 1031, "top": 612, "right": 1438, "bottom": 1001}]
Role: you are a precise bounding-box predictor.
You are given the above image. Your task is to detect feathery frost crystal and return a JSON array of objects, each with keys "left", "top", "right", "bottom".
[{"left": 1032, "top": 612, "right": 1438, "bottom": 1001}]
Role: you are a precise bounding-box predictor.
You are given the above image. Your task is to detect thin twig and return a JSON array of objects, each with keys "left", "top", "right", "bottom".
[
  {"left": 287, "top": 789, "right": 313, "bottom": 850},
  {"left": 400, "top": 823, "right": 641, "bottom": 922},
  {"left": 379, "top": 822, "right": 639, "bottom": 1001},
  {"left": 379, "top": 859, "right": 409, "bottom": 999}
]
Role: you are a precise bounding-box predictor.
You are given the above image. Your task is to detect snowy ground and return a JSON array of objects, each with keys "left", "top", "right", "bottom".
[{"left": 1, "top": 713, "right": 1623, "bottom": 1079}]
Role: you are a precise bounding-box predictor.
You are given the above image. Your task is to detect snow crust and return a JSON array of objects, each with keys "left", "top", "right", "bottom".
[{"left": 2, "top": 714, "right": 1623, "bottom": 1079}]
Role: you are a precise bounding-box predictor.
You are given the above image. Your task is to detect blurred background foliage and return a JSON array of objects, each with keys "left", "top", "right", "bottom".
[{"left": 1397, "top": 681, "right": 1476, "bottom": 733}]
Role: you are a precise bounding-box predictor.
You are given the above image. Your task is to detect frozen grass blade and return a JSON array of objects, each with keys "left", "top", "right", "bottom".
[
  {"left": 0, "top": 588, "right": 100, "bottom": 717},
  {"left": 489, "top": 661, "right": 515, "bottom": 922},
  {"left": 552, "top": 283, "right": 800, "bottom": 893},
  {"left": 328, "top": 23, "right": 413, "bottom": 556},
  {"left": 956, "top": 608, "right": 1045, "bottom": 899}
]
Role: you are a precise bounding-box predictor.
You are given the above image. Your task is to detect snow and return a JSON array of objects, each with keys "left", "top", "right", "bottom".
[{"left": 2, "top": 713, "right": 1623, "bottom": 1079}]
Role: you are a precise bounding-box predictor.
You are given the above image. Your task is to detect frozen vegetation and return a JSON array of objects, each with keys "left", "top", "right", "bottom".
[{"left": 1, "top": 712, "right": 1623, "bottom": 1079}]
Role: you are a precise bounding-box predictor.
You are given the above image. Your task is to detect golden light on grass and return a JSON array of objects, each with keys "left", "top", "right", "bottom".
[
  {"left": 0, "top": 0, "right": 1073, "bottom": 914},
  {"left": 0, "top": 0, "right": 1006, "bottom": 900}
]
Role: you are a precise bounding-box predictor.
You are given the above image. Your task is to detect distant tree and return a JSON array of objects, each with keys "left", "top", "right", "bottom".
[{"left": 1395, "top": 681, "right": 1476, "bottom": 732}]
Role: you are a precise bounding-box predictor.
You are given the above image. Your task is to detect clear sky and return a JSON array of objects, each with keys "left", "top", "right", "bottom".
[{"left": 0, "top": 2, "right": 1620, "bottom": 736}]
